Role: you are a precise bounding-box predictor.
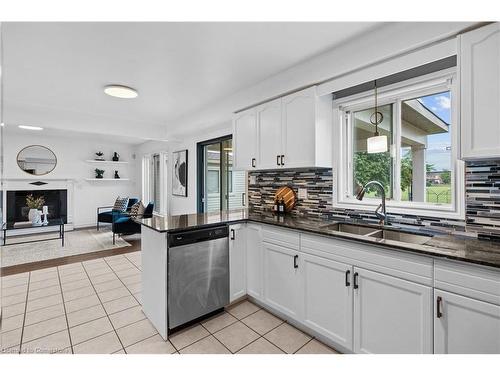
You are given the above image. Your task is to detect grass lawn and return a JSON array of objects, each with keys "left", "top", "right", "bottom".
[
  {"left": 403, "top": 184, "right": 451, "bottom": 204},
  {"left": 365, "top": 184, "right": 452, "bottom": 204}
]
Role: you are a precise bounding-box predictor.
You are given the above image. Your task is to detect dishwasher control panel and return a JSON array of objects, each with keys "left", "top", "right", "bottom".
[{"left": 168, "top": 225, "right": 229, "bottom": 247}]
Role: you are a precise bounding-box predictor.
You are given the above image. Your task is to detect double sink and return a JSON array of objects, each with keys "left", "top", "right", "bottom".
[{"left": 320, "top": 223, "right": 432, "bottom": 245}]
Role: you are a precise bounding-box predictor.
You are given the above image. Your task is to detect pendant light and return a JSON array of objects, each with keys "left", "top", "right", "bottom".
[{"left": 367, "top": 80, "right": 387, "bottom": 154}]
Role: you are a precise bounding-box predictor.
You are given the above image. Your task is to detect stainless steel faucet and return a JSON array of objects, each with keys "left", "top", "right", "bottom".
[{"left": 356, "top": 181, "right": 388, "bottom": 225}]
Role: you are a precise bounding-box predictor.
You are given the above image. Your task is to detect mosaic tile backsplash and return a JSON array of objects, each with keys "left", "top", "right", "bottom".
[
  {"left": 248, "top": 162, "right": 500, "bottom": 240},
  {"left": 248, "top": 168, "right": 334, "bottom": 217},
  {"left": 465, "top": 160, "right": 500, "bottom": 240}
]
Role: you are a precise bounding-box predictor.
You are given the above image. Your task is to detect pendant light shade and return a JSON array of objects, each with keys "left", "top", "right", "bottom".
[
  {"left": 366, "top": 80, "right": 388, "bottom": 153},
  {"left": 367, "top": 135, "right": 388, "bottom": 153}
]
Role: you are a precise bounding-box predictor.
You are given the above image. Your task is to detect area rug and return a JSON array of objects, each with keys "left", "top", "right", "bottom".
[{"left": 0, "top": 229, "right": 132, "bottom": 267}]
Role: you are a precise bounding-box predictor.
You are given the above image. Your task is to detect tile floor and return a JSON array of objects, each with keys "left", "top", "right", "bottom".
[{"left": 1, "top": 251, "right": 338, "bottom": 354}]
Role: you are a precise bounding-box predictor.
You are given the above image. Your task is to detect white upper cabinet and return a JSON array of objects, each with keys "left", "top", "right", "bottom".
[
  {"left": 281, "top": 87, "right": 332, "bottom": 168},
  {"left": 461, "top": 23, "right": 500, "bottom": 159},
  {"left": 233, "top": 87, "right": 332, "bottom": 170},
  {"left": 257, "top": 98, "right": 283, "bottom": 169},
  {"left": 434, "top": 289, "right": 500, "bottom": 354},
  {"left": 233, "top": 108, "right": 258, "bottom": 170}
]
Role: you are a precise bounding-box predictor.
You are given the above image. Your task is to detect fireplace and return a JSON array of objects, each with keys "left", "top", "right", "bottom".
[{"left": 6, "top": 190, "right": 68, "bottom": 224}]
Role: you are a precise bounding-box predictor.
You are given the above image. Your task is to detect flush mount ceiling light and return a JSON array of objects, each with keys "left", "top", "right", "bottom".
[
  {"left": 367, "top": 80, "right": 388, "bottom": 154},
  {"left": 19, "top": 125, "right": 44, "bottom": 131},
  {"left": 104, "top": 85, "right": 138, "bottom": 99}
]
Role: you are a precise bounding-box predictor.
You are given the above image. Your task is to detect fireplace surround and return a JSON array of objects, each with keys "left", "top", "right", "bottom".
[{"left": 6, "top": 189, "right": 68, "bottom": 224}]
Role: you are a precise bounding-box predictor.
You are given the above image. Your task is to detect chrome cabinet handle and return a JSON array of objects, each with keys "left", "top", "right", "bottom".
[
  {"left": 251, "top": 158, "right": 256, "bottom": 168},
  {"left": 276, "top": 155, "right": 280, "bottom": 166},
  {"left": 241, "top": 193, "right": 246, "bottom": 207},
  {"left": 437, "top": 296, "right": 443, "bottom": 318},
  {"left": 230, "top": 229, "right": 235, "bottom": 240},
  {"left": 281, "top": 155, "right": 285, "bottom": 166},
  {"left": 293, "top": 255, "right": 299, "bottom": 269},
  {"left": 345, "top": 270, "right": 351, "bottom": 287},
  {"left": 353, "top": 272, "right": 359, "bottom": 289}
]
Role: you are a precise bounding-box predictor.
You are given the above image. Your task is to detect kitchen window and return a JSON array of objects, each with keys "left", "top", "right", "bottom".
[{"left": 333, "top": 69, "right": 464, "bottom": 218}]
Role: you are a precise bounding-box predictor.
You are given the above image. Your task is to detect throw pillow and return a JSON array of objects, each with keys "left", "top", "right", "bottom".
[
  {"left": 112, "top": 196, "right": 129, "bottom": 212},
  {"left": 130, "top": 201, "right": 146, "bottom": 218}
]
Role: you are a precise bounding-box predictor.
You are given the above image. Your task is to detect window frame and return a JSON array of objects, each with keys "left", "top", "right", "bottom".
[{"left": 332, "top": 68, "right": 465, "bottom": 219}]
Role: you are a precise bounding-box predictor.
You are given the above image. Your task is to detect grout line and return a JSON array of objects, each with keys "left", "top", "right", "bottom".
[
  {"left": 102, "top": 256, "right": 142, "bottom": 305},
  {"left": 171, "top": 331, "right": 212, "bottom": 352},
  {"left": 293, "top": 337, "right": 314, "bottom": 354},
  {"left": 17, "top": 271, "right": 31, "bottom": 354},
  {"left": 56, "top": 266, "right": 75, "bottom": 354},
  {"left": 81, "top": 261, "right": 127, "bottom": 354}
]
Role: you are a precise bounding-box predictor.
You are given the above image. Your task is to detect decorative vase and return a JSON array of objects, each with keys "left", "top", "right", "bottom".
[
  {"left": 112, "top": 152, "right": 120, "bottom": 162},
  {"left": 114, "top": 170, "right": 120, "bottom": 179},
  {"left": 28, "top": 208, "right": 38, "bottom": 222},
  {"left": 95, "top": 152, "right": 105, "bottom": 161},
  {"left": 32, "top": 210, "right": 43, "bottom": 226}
]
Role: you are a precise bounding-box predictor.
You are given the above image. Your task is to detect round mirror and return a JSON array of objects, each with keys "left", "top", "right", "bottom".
[{"left": 17, "top": 145, "right": 57, "bottom": 176}]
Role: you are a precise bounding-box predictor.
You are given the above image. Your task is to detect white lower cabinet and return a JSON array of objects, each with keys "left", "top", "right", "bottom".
[
  {"left": 353, "top": 267, "right": 433, "bottom": 354},
  {"left": 229, "top": 224, "right": 246, "bottom": 303},
  {"left": 246, "top": 224, "right": 263, "bottom": 299},
  {"left": 244, "top": 225, "right": 499, "bottom": 354},
  {"left": 262, "top": 242, "right": 301, "bottom": 320},
  {"left": 434, "top": 289, "right": 500, "bottom": 354},
  {"left": 301, "top": 253, "right": 354, "bottom": 351}
]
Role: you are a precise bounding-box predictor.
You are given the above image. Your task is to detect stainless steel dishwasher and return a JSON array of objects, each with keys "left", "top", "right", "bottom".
[{"left": 167, "top": 225, "right": 229, "bottom": 331}]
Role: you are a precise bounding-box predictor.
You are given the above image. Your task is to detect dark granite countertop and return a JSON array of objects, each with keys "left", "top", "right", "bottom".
[{"left": 138, "top": 209, "right": 500, "bottom": 269}]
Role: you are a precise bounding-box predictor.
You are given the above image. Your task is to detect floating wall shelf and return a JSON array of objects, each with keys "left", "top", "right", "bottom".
[
  {"left": 85, "top": 160, "right": 129, "bottom": 165},
  {"left": 85, "top": 178, "right": 130, "bottom": 182}
]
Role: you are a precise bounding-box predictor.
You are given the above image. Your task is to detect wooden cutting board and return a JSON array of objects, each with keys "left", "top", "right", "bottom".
[{"left": 274, "top": 186, "right": 297, "bottom": 213}]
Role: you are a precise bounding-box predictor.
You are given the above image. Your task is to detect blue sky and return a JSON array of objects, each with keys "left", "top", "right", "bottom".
[{"left": 417, "top": 91, "right": 451, "bottom": 171}]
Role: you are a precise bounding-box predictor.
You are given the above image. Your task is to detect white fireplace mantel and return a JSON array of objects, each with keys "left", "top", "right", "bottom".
[{"left": 2, "top": 178, "right": 75, "bottom": 227}]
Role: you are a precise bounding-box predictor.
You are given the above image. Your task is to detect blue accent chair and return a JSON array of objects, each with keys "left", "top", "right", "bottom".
[
  {"left": 96, "top": 198, "right": 139, "bottom": 231},
  {"left": 112, "top": 202, "right": 154, "bottom": 244}
]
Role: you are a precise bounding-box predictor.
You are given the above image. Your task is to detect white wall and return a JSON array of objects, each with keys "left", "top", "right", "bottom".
[{"left": 3, "top": 129, "right": 140, "bottom": 227}]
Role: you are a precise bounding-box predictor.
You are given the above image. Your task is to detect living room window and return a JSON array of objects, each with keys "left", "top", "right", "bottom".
[{"left": 333, "top": 69, "right": 463, "bottom": 218}]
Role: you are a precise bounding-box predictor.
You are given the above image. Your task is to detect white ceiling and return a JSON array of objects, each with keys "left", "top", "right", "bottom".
[{"left": 2, "top": 22, "right": 380, "bottom": 139}]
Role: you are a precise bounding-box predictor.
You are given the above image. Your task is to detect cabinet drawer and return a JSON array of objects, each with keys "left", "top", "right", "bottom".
[
  {"left": 435, "top": 259, "right": 500, "bottom": 305},
  {"left": 301, "top": 233, "right": 433, "bottom": 286},
  {"left": 261, "top": 224, "right": 300, "bottom": 250}
]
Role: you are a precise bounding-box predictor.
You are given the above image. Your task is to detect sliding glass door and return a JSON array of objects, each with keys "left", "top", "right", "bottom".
[{"left": 197, "top": 136, "right": 246, "bottom": 213}]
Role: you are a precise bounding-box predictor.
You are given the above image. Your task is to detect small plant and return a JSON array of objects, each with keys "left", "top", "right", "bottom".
[
  {"left": 95, "top": 168, "right": 105, "bottom": 179},
  {"left": 26, "top": 194, "right": 45, "bottom": 209}
]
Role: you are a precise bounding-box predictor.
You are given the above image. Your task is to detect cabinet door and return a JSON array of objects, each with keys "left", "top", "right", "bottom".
[
  {"left": 246, "top": 224, "right": 262, "bottom": 300},
  {"left": 257, "top": 99, "right": 282, "bottom": 169},
  {"left": 301, "top": 252, "right": 353, "bottom": 351},
  {"left": 461, "top": 23, "right": 500, "bottom": 158},
  {"left": 233, "top": 108, "right": 257, "bottom": 170},
  {"left": 281, "top": 88, "right": 316, "bottom": 168},
  {"left": 262, "top": 242, "right": 301, "bottom": 319},
  {"left": 229, "top": 224, "right": 246, "bottom": 302},
  {"left": 434, "top": 289, "right": 500, "bottom": 354},
  {"left": 353, "top": 267, "right": 432, "bottom": 354}
]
